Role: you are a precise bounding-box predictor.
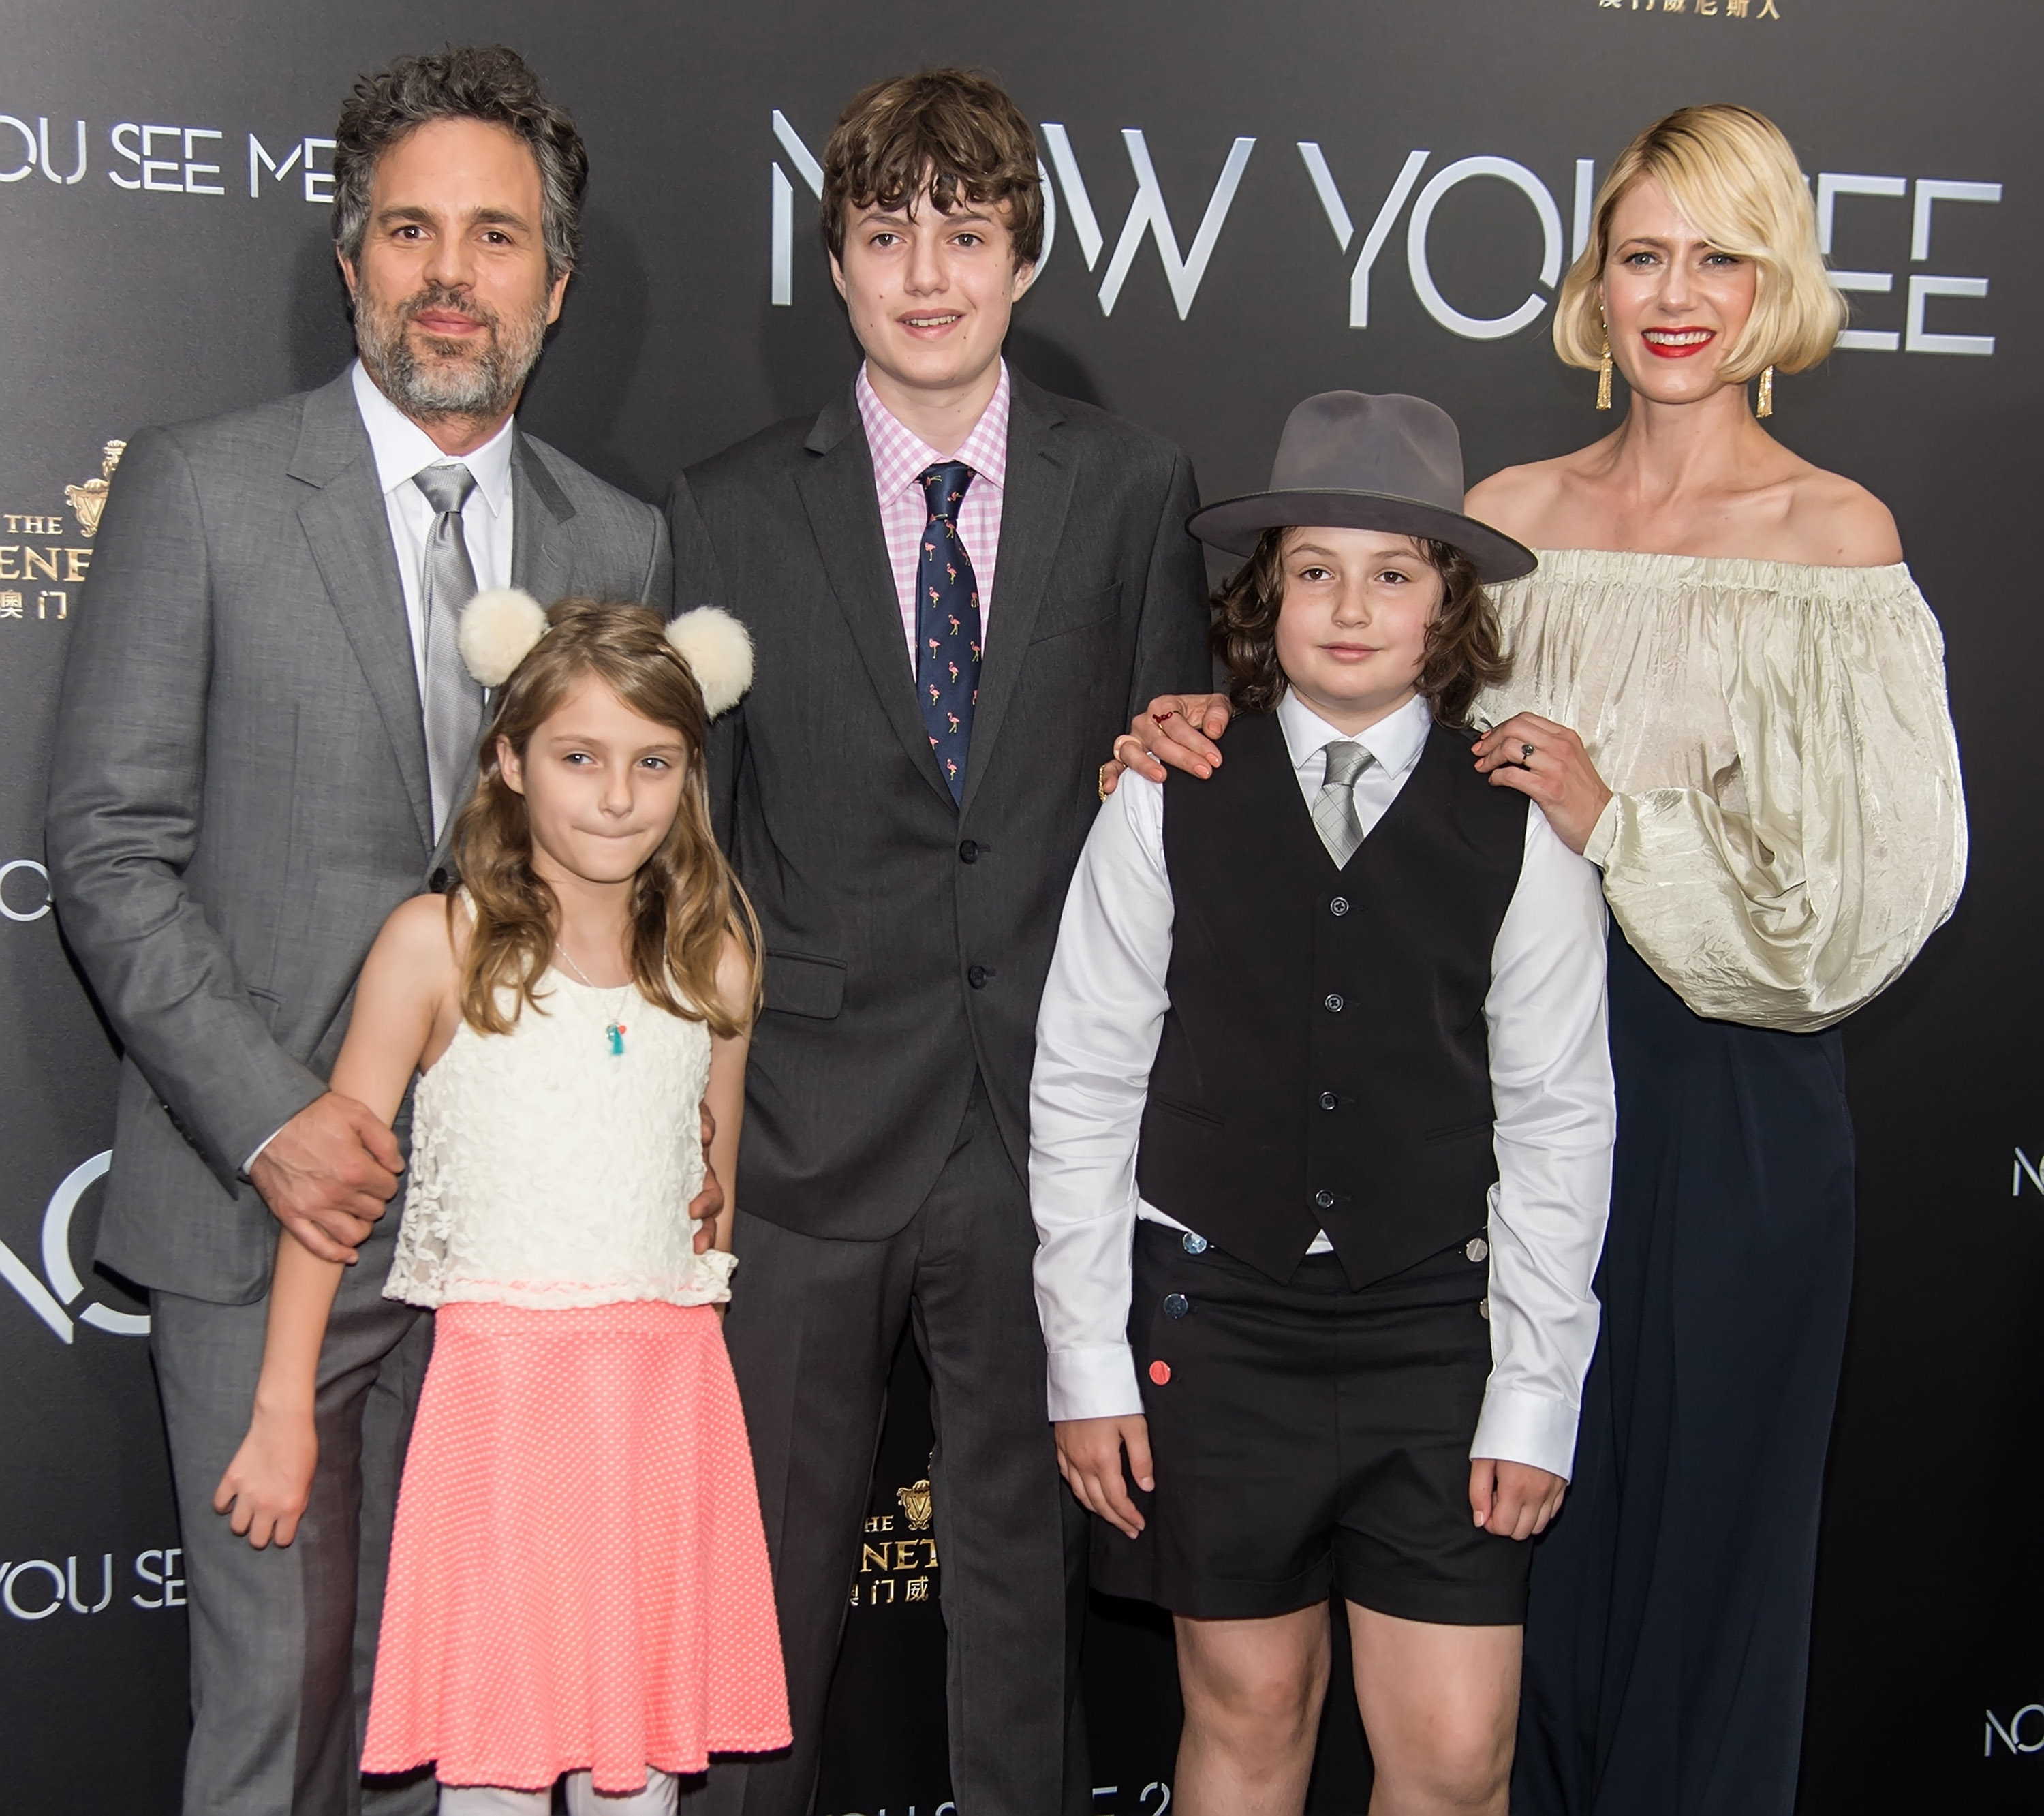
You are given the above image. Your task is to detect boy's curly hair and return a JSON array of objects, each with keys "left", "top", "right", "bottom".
[{"left": 1211, "top": 527, "right": 1511, "bottom": 728}]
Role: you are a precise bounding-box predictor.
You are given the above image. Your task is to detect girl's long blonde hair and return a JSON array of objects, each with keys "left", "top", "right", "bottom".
[{"left": 448, "top": 597, "right": 759, "bottom": 1039}]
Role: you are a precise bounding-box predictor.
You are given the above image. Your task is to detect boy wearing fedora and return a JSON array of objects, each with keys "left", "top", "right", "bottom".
[{"left": 1029, "top": 393, "right": 1615, "bottom": 1815}]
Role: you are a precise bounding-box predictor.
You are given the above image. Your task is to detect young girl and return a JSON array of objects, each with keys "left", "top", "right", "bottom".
[
  {"left": 1032, "top": 392, "right": 1614, "bottom": 1816},
  {"left": 211, "top": 591, "right": 790, "bottom": 1813}
]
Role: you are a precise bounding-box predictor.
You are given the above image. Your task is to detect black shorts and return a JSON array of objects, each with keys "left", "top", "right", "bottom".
[{"left": 1090, "top": 1219, "right": 1531, "bottom": 1626}]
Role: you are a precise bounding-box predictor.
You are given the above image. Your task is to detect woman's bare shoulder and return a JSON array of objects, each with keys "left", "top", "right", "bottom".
[
  {"left": 1466, "top": 454, "right": 1582, "bottom": 546},
  {"left": 1780, "top": 463, "right": 1904, "bottom": 566}
]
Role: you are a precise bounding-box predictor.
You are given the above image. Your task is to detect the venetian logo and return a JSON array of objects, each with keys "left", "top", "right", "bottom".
[
  {"left": 1, "top": 437, "right": 113, "bottom": 622},
  {"left": 896, "top": 1478, "right": 934, "bottom": 1531},
  {"left": 852, "top": 1475, "right": 941, "bottom": 1607},
  {"left": 64, "top": 439, "right": 126, "bottom": 539}
]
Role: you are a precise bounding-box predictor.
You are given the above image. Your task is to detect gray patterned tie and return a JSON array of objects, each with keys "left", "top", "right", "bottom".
[
  {"left": 1312, "top": 740, "right": 1374, "bottom": 867},
  {"left": 414, "top": 463, "right": 484, "bottom": 838}
]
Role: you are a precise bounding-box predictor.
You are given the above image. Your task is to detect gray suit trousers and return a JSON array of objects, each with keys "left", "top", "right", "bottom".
[
  {"left": 691, "top": 1083, "right": 1086, "bottom": 1816},
  {"left": 152, "top": 1215, "right": 433, "bottom": 1816}
]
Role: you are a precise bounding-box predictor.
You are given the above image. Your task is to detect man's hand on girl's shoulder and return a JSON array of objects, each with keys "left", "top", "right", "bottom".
[{"left": 1099, "top": 694, "right": 1234, "bottom": 798}]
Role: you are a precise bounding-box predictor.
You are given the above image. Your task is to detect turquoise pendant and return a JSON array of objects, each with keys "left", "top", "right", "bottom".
[{"left": 606, "top": 1022, "right": 627, "bottom": 1056}]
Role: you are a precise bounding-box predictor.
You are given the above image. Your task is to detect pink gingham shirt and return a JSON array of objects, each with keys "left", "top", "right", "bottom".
[{"left": 855, "top": 361, "right": 1010, "bottom": 664}]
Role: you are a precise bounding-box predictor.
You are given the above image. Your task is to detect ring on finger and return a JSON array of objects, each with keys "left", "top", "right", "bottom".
[{"left": 1520, "top": 741, "right": 1536, "bottom": 762}]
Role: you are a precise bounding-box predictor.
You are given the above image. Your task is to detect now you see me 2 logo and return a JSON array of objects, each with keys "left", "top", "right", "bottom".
[
  {"left": 767, "top": 111, "right": 2002, "bottom": 356},
  {"left": 0, "top": 1147, "right": 148, "bottom": 1343},
  {"left": 1, "top": 1547, "right": 184, "bottom": 1621}
]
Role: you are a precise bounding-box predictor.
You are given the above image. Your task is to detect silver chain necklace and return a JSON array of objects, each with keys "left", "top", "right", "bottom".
[{"left": 554, "top": 939, "right": 632, "bottom": 1057}]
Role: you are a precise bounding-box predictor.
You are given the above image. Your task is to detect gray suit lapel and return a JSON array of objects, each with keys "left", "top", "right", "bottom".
[
  {"left": 510, "top": 431, "right": 577, "bottom": 609},
  {"left": 958, "top": 378, "right": 1074, "bottom": 816},
  {"left": 794, "top": 395, "right": 954, "bottom": 807},
  {"left": 290, "top": 374, "right": 432, "bottom": 850}
]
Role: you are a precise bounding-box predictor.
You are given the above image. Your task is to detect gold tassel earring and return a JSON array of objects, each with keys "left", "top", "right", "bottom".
[
  {"left": 1756, "top": 364, "right": 1775, "bottom": 418},
  {"left": 1596, "top": 338, "right": 1614, "bottom": 411}
]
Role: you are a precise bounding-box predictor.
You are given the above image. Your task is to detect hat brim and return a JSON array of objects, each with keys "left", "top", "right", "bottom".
[{"left": 1186, "top": 489, "right": 1538, "bottom": 583}]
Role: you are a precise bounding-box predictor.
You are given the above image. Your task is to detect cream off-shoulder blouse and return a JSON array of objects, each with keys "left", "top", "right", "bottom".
[{"left": 1473, "top": 548, "right": 1966, "bottom": 1033}]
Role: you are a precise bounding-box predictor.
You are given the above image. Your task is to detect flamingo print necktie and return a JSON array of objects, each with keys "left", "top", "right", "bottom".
[{"left": 916, "top": 461, "right": 981, "bottom": 803}]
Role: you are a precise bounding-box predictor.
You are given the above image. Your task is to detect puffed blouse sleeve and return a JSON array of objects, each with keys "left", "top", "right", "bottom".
[{"left": 1576, "top": 561, "right": 1966, "bottom": 1032}]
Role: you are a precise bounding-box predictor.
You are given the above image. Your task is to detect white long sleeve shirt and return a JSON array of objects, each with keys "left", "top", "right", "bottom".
[{"left": 1027, "top": 691, "right": 1616, "bottom": 1480}]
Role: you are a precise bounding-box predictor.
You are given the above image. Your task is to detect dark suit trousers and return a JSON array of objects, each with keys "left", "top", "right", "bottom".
[
  {"left": 701, "top": 1081, "right": 1085, "bottom": 1816},
  {"left": 151, "top": 1215, "right": 433, "bottom": 1816}
]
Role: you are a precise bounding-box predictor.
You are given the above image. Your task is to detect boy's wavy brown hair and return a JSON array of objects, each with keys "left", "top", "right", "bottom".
[
  {"left": 1211, "top": 528, "right": 1511, "bottom": 729},
  {"left": 822, "top": 68, "right": 1043, "bottom": 269},
  {"left": 448, "top": 598, "right": 759, "bottom": 1039}
]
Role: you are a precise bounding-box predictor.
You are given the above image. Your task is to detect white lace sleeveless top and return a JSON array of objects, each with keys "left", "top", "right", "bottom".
[{"left": 384, "top": 967, "right": 735, "bottom": 1310}]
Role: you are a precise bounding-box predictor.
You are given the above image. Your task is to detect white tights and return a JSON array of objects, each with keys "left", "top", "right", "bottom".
[{"left": 438, "top": 1770, "right": 679, "bottom": 1815}]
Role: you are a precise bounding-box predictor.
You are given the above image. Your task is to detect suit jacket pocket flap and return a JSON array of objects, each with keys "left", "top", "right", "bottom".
[{"left": 763, "top": 950, "right": 847, "bottom": 1019}]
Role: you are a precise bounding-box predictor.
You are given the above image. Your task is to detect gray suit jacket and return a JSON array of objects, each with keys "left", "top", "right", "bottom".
[
  {"left": 670, "top": 373, "right": 1209, "bottom": 1242},
  {"left": 47, "top": 368, "right": 670, "bottom": 1304}
]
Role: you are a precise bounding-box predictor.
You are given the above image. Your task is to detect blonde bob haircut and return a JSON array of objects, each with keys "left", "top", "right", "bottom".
[{"left": 1554, "top": 104, "right": 1848, "bottom": 384}]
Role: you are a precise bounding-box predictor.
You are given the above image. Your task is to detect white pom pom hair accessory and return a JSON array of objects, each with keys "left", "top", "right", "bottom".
[
  {"left": 457, "top": 590, "right": 754, "bottom": 717},
  {"left": 664, "top": 606, "right": 754, "bottom": 716},
  {"left": 457, "top": 587, "right": 548, "bottom": 688}
]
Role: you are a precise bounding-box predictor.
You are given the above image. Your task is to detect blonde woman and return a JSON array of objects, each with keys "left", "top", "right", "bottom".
[{"left": 1114, "top": 105, "right": 1964, "bottom": 1816}]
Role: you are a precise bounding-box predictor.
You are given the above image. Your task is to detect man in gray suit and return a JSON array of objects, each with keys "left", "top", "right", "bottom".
[
  {"left": 669, "top": 71, "right": 1210, "bottom": 1815},
  {"left": 46, "top": 47, "right": 672, "bottom": 1816}
]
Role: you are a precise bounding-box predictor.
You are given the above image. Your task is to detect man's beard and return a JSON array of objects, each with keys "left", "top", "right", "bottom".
[{"left": 355, "top": 282, "right": 548, "bottom": 423}]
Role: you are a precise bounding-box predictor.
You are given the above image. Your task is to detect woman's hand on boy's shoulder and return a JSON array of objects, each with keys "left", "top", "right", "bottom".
[{"left": 1099, "top": 693, "right": 1234, "bottom": 799}]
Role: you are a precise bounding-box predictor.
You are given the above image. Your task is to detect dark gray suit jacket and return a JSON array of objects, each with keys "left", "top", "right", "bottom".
[
  {"left": 670, "top": 373, "right": 1209, "bottom": 1242},
  {"left": 47, "top": 368, "right": 670, "bottom": 1304}
]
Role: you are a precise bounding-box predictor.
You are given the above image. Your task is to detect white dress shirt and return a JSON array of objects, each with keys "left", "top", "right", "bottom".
[
  {"left": 246, "top": 369, "right": 517, "bottom": 1176},
  {"left": 1027, "top": 690, "right": 1616, "bottom": 1480},
  {"left": 350, "top": 360, "right": 515, "bottom": 693},
  {"left": 854, "top": 360, "right": 1010, "bottom": 660}
]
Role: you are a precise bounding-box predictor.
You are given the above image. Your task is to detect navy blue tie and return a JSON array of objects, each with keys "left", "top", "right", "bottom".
[{"left": 916, "top": 462, "right": 981, "bottom": 802}]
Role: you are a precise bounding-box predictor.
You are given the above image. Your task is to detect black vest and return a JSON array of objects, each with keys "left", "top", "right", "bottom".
[{"left": 1136, "top": 711, "right": 1528, "bottom": 1286}]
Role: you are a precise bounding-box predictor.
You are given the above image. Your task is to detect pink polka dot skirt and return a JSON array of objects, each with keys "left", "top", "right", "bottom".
[{"left": 362, "top": 1301, "right": 790, "bottom": 1794}]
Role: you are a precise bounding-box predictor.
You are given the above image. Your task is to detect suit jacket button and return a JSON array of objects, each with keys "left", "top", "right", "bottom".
[
  {"left": 1180, "top": 1231, "right": 1208, "bottom": 1255},
  {"left": 429, "top": 867, "right": 449, "bottom": 894},
  {"left": 967, "top": 964, "right": 989, "bottom": 989},
  {"left": 958, "top": 839, "right": 979, "bottom": 863},
  {"left": 1466, "top": 1236, "right": 1490, "bottom": 1263},
  {"left": 1163, "top": 1293, "right": 1189, "bottom": 1319},
  {"left": 1314, "top": 1188, "right": 1335, "bottom": 1210},
  {"left": 1319, "top": 1090, "right": 1340, "bottom": 1111},
  {"left": 1329, "top": 896, "right": 1350, "bottom": 917},
  {"left": 1322, "top": 992, "right": 1344, "bottom": 1013}
]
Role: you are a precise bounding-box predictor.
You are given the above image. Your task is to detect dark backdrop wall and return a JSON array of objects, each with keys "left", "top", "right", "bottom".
[{"left": 2, "top": 3, "right": 2037, "bottom": 1811}]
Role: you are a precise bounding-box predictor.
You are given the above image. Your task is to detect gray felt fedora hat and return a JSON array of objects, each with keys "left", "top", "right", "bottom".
[{"left": 1187, "top": 390, "right": 1536, "bottom": 583}]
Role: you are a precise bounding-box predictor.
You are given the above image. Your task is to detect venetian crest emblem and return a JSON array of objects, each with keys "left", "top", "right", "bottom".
[
  {"left": 896, "top": 1478, "right": 934, "bottom": 1531},
  {"left": 66, "top": 440, "right": 127, "bottom": 538}
]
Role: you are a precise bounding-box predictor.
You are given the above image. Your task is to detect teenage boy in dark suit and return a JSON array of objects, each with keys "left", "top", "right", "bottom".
[{"left": 666, "top": 67, "right": 1210, "bottom": 1816}]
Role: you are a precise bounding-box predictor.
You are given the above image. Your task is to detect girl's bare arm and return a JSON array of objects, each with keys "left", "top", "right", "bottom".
[
  {"left": 212, "top": 895, "right": 459, "bottom": 1547},
  {"left": 698, "top": 931, "right": 757, "bottom": 1259}
]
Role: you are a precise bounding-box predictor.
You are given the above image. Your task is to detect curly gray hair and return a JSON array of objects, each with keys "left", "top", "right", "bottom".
[{"left": 332, "top": 45, "right": 586, "bottom": 284}]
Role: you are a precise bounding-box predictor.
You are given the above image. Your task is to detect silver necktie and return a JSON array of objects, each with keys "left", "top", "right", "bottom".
[
  {"left": 414, "top": 463, "right": 484, "bottom": 838},
  {"left": 1312, "top": 740, "right": 1374, "bottom": 867}
]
